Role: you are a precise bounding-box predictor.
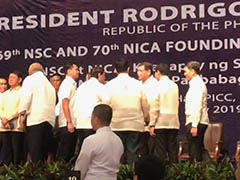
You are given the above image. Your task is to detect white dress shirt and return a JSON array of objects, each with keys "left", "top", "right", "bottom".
[
  {"left": 19, "top": 72, "right": 56, "bottom": 127},
  {"left": 58, "top": 76, "right": 77, "bottom": 128},
  {"left": 0, "top": 86, "right": 23, "bottom": 132},
  {"left": 0, "top": 92, "right": 2, "bottom": 104},
  {"left": 149, "top": 76, "right": 180, "bottom": 129},
  {"left": 74, "top": 126, "right": 123, "bottom": 180},
  {"left": 141, "top": 75, "right": 158, "bottom": 125},
  {"left": 0, "top": 92, "right": 2, "bottom": 129},
  {"left": 141, "top": 75, "right": 158, "bottom": 102},
  {"left": 185, "top": 75, "right": 209, "bottom": 127},
  {"left": 106, "top": 73, "right": 148, "bottom": 132},
  {"left": 72, "top": 77, "right": 109, "bottom": 129},
  {"left": 0, "top": 92, "right": 4, "bottom": 130}
]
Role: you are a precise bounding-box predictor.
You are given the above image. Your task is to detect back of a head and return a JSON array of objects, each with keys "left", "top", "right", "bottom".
[
  {"left": 186, "top": 61, "right": 200, "bottom": 74},
  {"left": 92, "top": 104, "right": 112, "bottom": 126},
  {"left": 135, "top": 155, "right": 165, "bottom": 180},
  {"left": 28, "top": 63, "right": 44, "bottom": 75},
  {"left": 62, "top": 62, "right": 74, "bottom": 75},
  {"left": 49, "top": 73, "right": 62, "bottom": 80},
  {"left": 115, "top": 58, "right": 129, "bottom": 73},
  {"left": 156, "top": 63, "right": 170, "bottom": 76},
  {"left": 91, "top": 66, "right": 104, "bottom": 78}
]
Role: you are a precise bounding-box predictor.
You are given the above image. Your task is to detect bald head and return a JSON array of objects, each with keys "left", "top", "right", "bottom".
[{"left": 28, "top": 63, "right": 44, "bottom": 75}]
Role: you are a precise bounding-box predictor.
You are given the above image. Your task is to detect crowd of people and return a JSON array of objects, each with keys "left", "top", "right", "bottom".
[{"left": 0, "top": 59, "right": 209, "bottom": 179}]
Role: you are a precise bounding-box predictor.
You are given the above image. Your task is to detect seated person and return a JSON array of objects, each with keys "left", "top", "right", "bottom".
[{"left": 74, "top": 104, "right": 124, "bottom": 180}]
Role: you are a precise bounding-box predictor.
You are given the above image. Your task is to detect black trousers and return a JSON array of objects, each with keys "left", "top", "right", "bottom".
[
  {"left": 76, "top": 129, "right": 95, "bottom": 155},
  {"left": 114, "top": 131, "right": 141, "bottom": 164},
  {"left": 154, "top": 129, "right": 179, "bottom": 163},
  {"left": 0, "top": 133, "right": 3, "bottom": 163},
  {"left": 186, "top": 123, "right": 208, "bottom": 162},
  {"left": 1, "top": 131, "right": 24, "bottom": 165},
  {"left": 57, "top": 127, "right": 77, "bottom": 163},
  {"left": 26, "top": 122, "right": 53, "bottom": 163},
  {"left": 138, "top": 132, "right": 155, "bottom": 157}
]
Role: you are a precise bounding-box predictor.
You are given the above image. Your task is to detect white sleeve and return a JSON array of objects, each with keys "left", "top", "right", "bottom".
[
  {"left": 18, "top": 77, "right": 33, "bottom": 113},
  {"left": 58, "top": 81, "right": 73, "bottom": 100},
  {"left": 187, "top": 86, "right": 203, "bottom": 127},
  {"left": 74, "top": 138, "right": 93, "bottom": 180},
  {"left": 71, "top": 90, "right": 79, "bottom": 120}
]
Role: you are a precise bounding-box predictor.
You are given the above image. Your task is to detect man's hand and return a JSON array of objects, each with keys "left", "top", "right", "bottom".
[
  {"left": 1, "top": 118, "right": 9, "bottom": 129},
  {"left": 149, "top": 126, "right": 156, "bottom": 137},
  {"left": 62, "top": 98, "right": 75, "bottom": 133},
  {"left": 190, "top": 127, "right": 198, "bottom": 137},
  {"left": 18, "top": 115, "right": 25, "bottom": 130},
  {"left": 2, "top": 118, "right": 8, "bottom": 128},
  {"left": 67, "top": 122, "right": 75, "bottom": 133}
]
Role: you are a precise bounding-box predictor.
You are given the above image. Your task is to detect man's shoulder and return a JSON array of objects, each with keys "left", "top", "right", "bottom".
[
  {"left": 87, "top": 78, "right": 104, "bottom": 88},
  {"left": 106, "top": 76, "right": 117, "bottom": 84},
  {"left": 120, "top": 75, "right": 141, "bottom": 86},
  {"left": 2, "top": 89, "right": 10, "bottom": 95},
  {"left": 167, "top": 78, "right": 179, "bottom": 89},
  {"left": 22, "top": 75, "right": 32, "bottom": 84},
  {"left": 89, "top": 131, "right": 123, "bottom": 147},
  {"left": 82, "top": 133, "right": 98, "bottom": 146},
  {"left": 23, "top": 73, "right": 46, "bottom": 84},
  {"left": 78, "top": 79, "right": 104, "bottom": 93},
  {"left": 60, "top": 78, "right": 74, "bottom": 89},
  {"left": 77, "top": 80, "right": 88, "bottom": 90},
  {"left": 129, "top": 76, "right": 141, "bottom": 84},
  {"left": 190, "top": 76, "right": 205, "bottom": 89},
  {"left": 61, "top": 77, "right": 71, "bottom": 85}
]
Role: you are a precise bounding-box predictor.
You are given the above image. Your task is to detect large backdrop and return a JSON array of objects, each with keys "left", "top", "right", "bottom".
[{"left": 0, "top": 0, "right": 240, "bottom": 157}]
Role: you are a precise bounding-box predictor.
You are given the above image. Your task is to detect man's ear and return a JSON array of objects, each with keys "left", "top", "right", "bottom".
[
  {"left": 190, "top": 68, "right": 196, "bottom": 75},
  {"left": 147, "top": 69, "right": 151, "bottom": 76},
  {"left": 114, "top": 68, "right": 118, "bottom": 74},
  {"left": 19, "top": 77, "right": 22, "bottom": 84},
  {"left": 97, "top": 73, "right": 101, "bottom": 79}
]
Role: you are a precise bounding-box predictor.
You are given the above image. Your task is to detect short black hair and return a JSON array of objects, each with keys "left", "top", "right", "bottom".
[
  {"left": 186, "top": 61, "right": 200, "bottom": 74},
  {"left": 138, "top": 62, "right": 153, "bottom": 75},
  {"left": 115, "top": 58, "right": 129, "bottom": 73},
  {"left": 155, "top": 63, "right": 170, "bottom": 76},
  {"left": 0, "top": 77, "right": 7, "bottom": 81},
  {"left": 92, "top": 104, "right": 112, "bottom": 126},
  {"left": 49, "top": 73, "right": 63, "bottom": 80},
  {"left": 135, "top": 155, "right": 165, "bottom": 180},
  {"left": 62, "top": 63, "right": 75, "bottom": 75},
  {"left": 91, "top": 66, "right": 104, "bottom": 78},
  {"left": 10, "top": 70, "right": 23, "bottom": 79}
]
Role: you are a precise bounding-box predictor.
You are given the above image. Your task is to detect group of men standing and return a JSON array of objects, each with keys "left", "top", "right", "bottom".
[
  {"left": 0, "top": 59, "right": 209, "bottom": 177},
  {"left": 0, "top": 72, "right": 23, "bottom": 165}
]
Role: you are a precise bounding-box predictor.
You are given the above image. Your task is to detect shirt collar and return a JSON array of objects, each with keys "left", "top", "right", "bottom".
[
  {"left": 66, "top": 76, "right": 76, "bottom": 84},
  {"left": 189, "top": 75, "right": 199, "bottom": 85},
  {"left": 159, "top": 75, "right": 169, "bottom": 83},
  {"left": 143, "top": 75, "right": 154, "bottom": 84},
  {"left": 117, "top": 73, "right": 129, "bottom": 78},
  {"left": 32, "top": 71, "right": 43, "bottom": 76},
  {"left": 89, "top": 77, "right": 99, "bottom": 83},
  {"left": 96, "top": 126, "right": 111, "bottom": 133},
  {"left": 9, "top": 85, "right": 21, "bottom": 91}
]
